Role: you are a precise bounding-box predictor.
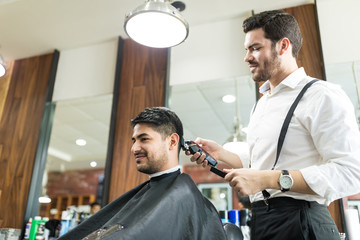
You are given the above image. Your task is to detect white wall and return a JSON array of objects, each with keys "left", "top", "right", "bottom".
[
  {"left": 317, "top": 0, "right": 360, "bottom": 116},
  {"left": 171, "top": 1, "right": 360, "bottom": 86},
  {"left": 170, "top": 14, "right": 251, "bottom": 86},
  {"left": 53, "top": 38, "right": 118, "bottom": 101},
  {"left": 317, "top": 0, "right": 360, "bottom": 65}
]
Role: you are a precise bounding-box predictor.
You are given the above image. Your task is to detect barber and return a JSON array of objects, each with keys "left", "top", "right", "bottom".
[{"left": 188, "top": 10, "right": 360, "bottom": 240}]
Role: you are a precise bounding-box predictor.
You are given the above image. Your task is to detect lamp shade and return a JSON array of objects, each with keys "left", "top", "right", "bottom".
[
  {"left": 223, "top": 141, "right": 249, "bottom": 158},
  {"left": 124, "top": 0, "right": 189, "bottom": 48},
  {"left": 223, "top": 117, "right": 249, "bottom": 165}
]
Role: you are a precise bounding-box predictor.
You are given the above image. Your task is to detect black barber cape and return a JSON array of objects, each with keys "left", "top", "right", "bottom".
[{"left": 59, "top": 170, "right": 226, "bottom": 240}]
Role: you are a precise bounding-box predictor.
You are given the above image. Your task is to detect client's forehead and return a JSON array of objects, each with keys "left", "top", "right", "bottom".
[{"left": 132, "top": 123, "right": 161, "bottom": 138}]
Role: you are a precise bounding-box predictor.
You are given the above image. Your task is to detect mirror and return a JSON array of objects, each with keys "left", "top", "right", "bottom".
[
  {"left": 38, "top": 94, "right": 113, "bottom": 220},
  {"left": 170, "top": 76, "right": 256, "bottom": 166},
  {"left": 34, "top": 38, "right": 118, "bottom": 223}
]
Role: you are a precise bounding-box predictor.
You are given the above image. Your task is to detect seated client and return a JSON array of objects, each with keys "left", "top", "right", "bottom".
[{"left": 59, "top": 107, "right": 226, "bottom": 240}]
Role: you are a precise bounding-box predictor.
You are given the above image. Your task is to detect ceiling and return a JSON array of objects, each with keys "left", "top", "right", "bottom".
[
  {"left": 0, "top": 0, "right": 312, "bottom": 61},
  {"left": 1, "top": 0, "right": 316, "bottom": 171}
]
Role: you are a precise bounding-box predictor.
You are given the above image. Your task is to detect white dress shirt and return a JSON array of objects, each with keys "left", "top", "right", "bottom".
[{"left": 246, "top": 68, "right": 360, "bottom": 205}]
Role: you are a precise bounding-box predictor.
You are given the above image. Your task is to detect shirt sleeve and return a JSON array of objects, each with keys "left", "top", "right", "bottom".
[{"left": 300, "top": 83, "right": 360, "bottom": 204}]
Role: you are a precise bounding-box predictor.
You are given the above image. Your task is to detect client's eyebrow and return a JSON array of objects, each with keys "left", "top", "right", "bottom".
[{"left": 131, "top": 133, "right": 150, "bottom": 142}]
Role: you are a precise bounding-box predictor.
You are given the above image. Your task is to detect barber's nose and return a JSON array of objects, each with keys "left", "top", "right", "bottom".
[{"left": 244, "top": 51, "right": 253, "bottom": 63}]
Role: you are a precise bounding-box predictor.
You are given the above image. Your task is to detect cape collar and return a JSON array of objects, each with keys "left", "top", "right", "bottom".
[
  {"left": 150, "top": 169, "right": 181, "bottom": 182},
  {"left": 149, "top": 165, "right": 181, "bottom": 179}
]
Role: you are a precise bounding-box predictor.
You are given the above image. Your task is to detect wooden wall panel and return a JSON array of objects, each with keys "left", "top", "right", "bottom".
[
  {"left": 284, "top": 4, "right": 325, "bottom": 80},
  {"left": 256, "top": 4, "right": 325, "bottom": 97},
  {"left": 108, "top": 39, "right": 168, "bottom": 201},
  {"left": 0, "top": 53, "right": 54, "bottom": 228}
]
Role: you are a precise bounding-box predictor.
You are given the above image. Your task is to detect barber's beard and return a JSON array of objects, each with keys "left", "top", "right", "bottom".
[{"left": 251, "top": 50, "right": 280, "bottom": 83}]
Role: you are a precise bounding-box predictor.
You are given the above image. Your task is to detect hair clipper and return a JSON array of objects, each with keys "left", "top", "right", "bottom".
[{"left": 181, "top": 139, "right": 226, "bottom": 178}]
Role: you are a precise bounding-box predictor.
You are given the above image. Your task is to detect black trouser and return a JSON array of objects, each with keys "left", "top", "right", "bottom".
[{"left": 250, "top": 197, "right": 340, "bottom": 240}]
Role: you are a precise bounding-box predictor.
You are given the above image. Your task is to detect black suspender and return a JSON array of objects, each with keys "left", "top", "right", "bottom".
[
  {"left": 272, "top": 79, "right": 319, "bottom": 170},
  {"left": 261, "top": 79, "right": 320, "bottom": 204}
]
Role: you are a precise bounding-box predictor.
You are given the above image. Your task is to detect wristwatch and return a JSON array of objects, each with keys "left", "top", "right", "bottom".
[{"left": 278, "top": 170, "right": 293, "bottom": 192}]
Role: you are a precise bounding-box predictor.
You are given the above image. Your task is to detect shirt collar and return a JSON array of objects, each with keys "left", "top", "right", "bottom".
[
  {"left": 259, "top": 67, "right": 307, "bottom": 94},
  {"left": 149, "top": 165, "right": 181, "bottom": 179}
]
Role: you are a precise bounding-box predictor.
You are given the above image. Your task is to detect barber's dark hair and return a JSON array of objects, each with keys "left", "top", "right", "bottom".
[
  {"left": 243, "top": 10, "right": 303, "bottom": 58},
  {"left": 131, "top": 107, "right": 184, "bottom": 152}
]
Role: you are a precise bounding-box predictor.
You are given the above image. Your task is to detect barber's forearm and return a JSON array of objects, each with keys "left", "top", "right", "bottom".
[
  {"left": 219, "top": 148, "right": 243, "bottom": 168},
  {"left": 264, "top": 170, "right": 317, "bottom": 195}
]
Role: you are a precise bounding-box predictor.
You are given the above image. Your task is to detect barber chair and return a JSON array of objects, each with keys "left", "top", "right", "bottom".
[{"left": 222, "top": 222, "right": 243, "bottom": 240}]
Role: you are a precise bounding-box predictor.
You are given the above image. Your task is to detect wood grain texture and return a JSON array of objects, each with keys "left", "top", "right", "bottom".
[
  {"left": 284, "top": 4, "right": 325, "bottom": 80},
  {"left": 257, "top": 4, "right": 325, "bottom": 98},
  {"left": 0, "top": 53, "right": 54, "bottom": 228},
  {"left": 108, "top": 39, "right": 168, "bottom": 202}
]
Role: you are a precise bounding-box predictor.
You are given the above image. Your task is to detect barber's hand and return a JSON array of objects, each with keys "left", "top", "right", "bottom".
[
  {"left": 185, "top": 137, "right": 223, "bottom": 168},
  {"left": 224, "top": 168, "right": 271, "bottom": 196}
]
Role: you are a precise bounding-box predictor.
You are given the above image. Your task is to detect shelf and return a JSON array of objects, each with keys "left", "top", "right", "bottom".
[{"left": 39, "top": 194, "right": 96, "bottom": 219}]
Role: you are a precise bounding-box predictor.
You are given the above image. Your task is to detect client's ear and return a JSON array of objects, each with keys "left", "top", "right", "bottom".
[{"left": 169, "top": 133, "right": 179, "bottom": 150}]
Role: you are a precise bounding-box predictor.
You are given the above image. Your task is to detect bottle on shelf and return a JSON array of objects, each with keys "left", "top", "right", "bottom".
[
  {"left": 29, "top": 216, "right": 48, "bottom": 240},
  {"left": 228, "top": 210, "right": 240, "bottom": 228},
  {"left": 219, "top": 210, "right": 229, "bottom": 223},
  {"left": 24, "top": 218, "right": 32, "bottom": 240},
  {"left": 35, "top": 221, "right": 45, "bottom": 240}
]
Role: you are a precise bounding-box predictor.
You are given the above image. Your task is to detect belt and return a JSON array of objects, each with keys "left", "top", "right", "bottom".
[{"left": 251, "top": 197, "right": 321, "bottom": 209}]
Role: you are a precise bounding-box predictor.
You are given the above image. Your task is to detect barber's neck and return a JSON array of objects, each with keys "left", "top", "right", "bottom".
[{"left": 269, "top": 61, "right": 298, "bottom": 92}]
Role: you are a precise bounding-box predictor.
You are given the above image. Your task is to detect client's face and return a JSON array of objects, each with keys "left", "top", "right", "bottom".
[{"left": 131, "top": 123, "right": 169, "bottom": 174}]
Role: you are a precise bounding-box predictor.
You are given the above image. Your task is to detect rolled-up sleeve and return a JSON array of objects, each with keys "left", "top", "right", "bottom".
[{"left": 300, "top": 84, "right": 360, "bottom": 204}]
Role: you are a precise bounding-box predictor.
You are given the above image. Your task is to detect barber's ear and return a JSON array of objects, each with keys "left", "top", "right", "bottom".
[
  {"left": 279, "top": 38, "right": 290, "bottom": 55},
  {"left": 169, "top": 133, "right": 179, "bottom": 150}
]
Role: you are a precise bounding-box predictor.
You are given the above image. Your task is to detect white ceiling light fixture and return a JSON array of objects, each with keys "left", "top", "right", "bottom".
[
  {"left": 39, "top": 178, "right": 51, "bottom": 204},
  {"left": 222, "top": 94, "right": 236, "bottom": 103},
  {"left": 124, "top": 0, "right": 189, "bottom": 48},
  {"left": 39, "top": 196, "right": 51, "bottom": 203},
  {"left": 0, "top": 55, "right": 6, "bottom": 77},
  {"left": 76, "top": 138, "right": 87, "bottom": 146},
  {"left": 90, "top": 161, "right": 97, "bottom": 168}
]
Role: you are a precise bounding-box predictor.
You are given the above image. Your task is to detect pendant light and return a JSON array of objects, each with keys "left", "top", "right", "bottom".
[
  {"left": 0, "top": 55, "right": 6, "bottom": 77},
  {"left": 223, "top": 79, "right": 250, "bottom": 162},
  {"left": 124, "top": 0, "right": 189, "bottom": 48},
  {"left": 352, "top": 61, "right": 360, "bottom": 127}
]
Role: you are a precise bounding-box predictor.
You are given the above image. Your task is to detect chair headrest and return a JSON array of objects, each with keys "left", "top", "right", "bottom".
[{"left": 222, "top": 222, "right": 243, "bottom": 240}]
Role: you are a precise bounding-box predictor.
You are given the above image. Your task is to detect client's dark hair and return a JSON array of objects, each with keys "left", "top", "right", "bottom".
[
  {"left": 243, "top": 10, "right": 303, "bottom": 58},
  {"left": 131, "top": 107, "right": 184, "bottom": 153},
  {"left": 90, "top": 202, "right": 100, "bottom": 208}
]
